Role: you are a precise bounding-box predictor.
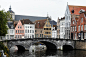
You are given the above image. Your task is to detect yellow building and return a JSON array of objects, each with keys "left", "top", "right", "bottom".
[{"left": 43, "top": 19, "right": 52, "bottom": 38}]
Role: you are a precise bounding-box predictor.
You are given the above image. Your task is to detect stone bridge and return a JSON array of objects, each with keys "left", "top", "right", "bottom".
[{"left": 6, "top": 38, "right": 75, "bottom": 50}]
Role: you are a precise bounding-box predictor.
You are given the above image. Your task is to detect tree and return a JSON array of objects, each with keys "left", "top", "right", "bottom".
[{"left": 0, "top": 10, "right": 10, "bottom": 36}]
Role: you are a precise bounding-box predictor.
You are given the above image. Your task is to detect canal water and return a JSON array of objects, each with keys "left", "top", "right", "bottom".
[{"left": 10, "top": 50, "right": 86, "bottom": 57}]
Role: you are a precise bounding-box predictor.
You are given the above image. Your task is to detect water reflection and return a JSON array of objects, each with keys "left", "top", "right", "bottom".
[{"left": 10, "top": 50, "right": 86, "bottom": 57}]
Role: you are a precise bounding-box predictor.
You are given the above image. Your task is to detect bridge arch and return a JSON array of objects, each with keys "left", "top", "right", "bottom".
[
  {"left": 62, "top": 45, "right": 73, "bottom": 50},
  {"left": 16, "top": 45, "right": 25, "bottom": 51},
  {"left": 30, "top": 40, "right": 58, "bottom": 50}
]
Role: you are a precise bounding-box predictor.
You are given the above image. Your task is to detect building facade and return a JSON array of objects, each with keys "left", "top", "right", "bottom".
[
  {"left": 60, "top": 17, "right": 65, "bottom": 39},
  {"left": 43, "top": 19, "right": 52, "bottom": 38},
  {"left": 49, "top": 20, "right": 57, "bottom": 38},
  {"left": 65, "top": 4, "right": 86, "bottom": 39},
  {"left": 5, "top": 22, "right": 15, "bottom": 40},
  {"left": 20, "top": 19, "right": 35, "bottom": 38},
  {"left": 77, "top": 9, "right": 86, "bottom": 40},
  {"left": 35, "top": 19, "right": 47, "bottom": 38},
  {"left": 70, "top": 10, "right": 78, "bottom": 40},
  {"left": 15, "top": 20, "right": 24, "bottom": 39},
  {"left": 57, "top": 18, "right": 60, "bottom": 38}
]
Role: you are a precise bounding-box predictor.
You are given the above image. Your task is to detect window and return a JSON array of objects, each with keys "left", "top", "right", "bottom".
[
  {"left": 18, "top": 35, "right": 19, "bottom": 38},
  {"left": 20, "top": 30, "right": 21, "bottom": 33},
  {"left": 30, "top": 26, "right": 32, "bottom": 28},
  {"left": 10, "top": 30, "right": 13, "bottom": 33},
  {"left": 20, "top": 35, "right": 22, "bottom": 38},
  {"left": 75, "top": 33, "right": 76, "bottom": 39},
  {"left": 81, "top": 18, "right": 83, "bottom": 23},
  {"left": 73, "top": 27, "right": 74, "bottom": 31},
  {"left": 71, "top": 27, "right": 72, "bottom": 31},
  {"left": 73, "top": 21, "right": 74, "bottom": 24},
  {"left": 32, "top": 30, "right": 34, "bottom": 33},
  {"left": 16, "top": 30, "right": 17, "bottom": 33},
  {"left": 18, "top": 30, "right": 19, "bottom": 33},
  {"left": 47, "top": 21, "right": 48, "bottom": 23},
  {"left": 25, "top": 30, "right": 27, "bottom": 33},
  {"left": 75, "top": 26, "right": 76, "bottom": 31},
  {"left": 16, "top": 35, "right": 17, "bottom": 38},
  {"left": 35, "top": 30, "right": 37, "bottom": 32},
  {"left": 30, "top": 30, "right": 31, "bottom": 33},
  {"left": 84, "top": 25, "right": 86, "bottom": 30},
  {"left": 28, "top": 30, "right": 29, "bottom": 33},
  {"left": 81, "top": 25, "right": 83, "bottom": 31},
  {"left": 40, "top": 34, "right": 41, "bottom": 37},
  {"left": 42, "top": 34, "right": 43, "bottom": 38},
  {"left": 78, "top": 25, "right": 80, "bottom": 31},
  {"left": 46, "top": 25, "right": 48, "bottom": 27},
  {"left": 28, "top": 26, "right": 29, "bottom": 28},
  {"left": 40, "top": 31, "right": 42, "bottom": 33},
  {"left": 18, "top": 26, "right": 19, "bottom": 28},
  {"left": 20, "top": 26, "right": 22, "bottom": 28}
]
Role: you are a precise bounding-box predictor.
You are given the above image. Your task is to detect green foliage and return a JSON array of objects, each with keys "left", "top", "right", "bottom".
[
  {"left": 0, "top": 42, "right": 9, "bottom": 57},
  {"left": 0, "top": 10, "right": 10, "bottom": 36}
]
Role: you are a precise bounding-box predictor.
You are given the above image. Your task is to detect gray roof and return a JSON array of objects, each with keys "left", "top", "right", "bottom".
[
  {"left": 15, "top": 15, "right": 47, "bottom": 22},
  {"left": 49, "top": 20, "right": 57, "bottom": 26},
  {"left": 7, "top": 6, "right": 14, "bottom": 13},
  {"left": 7, "top": 22, "right": 15, "bottom": 29}
]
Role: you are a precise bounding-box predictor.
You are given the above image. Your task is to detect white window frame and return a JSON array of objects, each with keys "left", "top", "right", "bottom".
[
  {"left": 81, "top": 25, "right": 83, "bottom": 31},
  {"left": 78, "top": 25, "right": 80, "bottom": 31},
  {"left": 81, "top": 18, "right": 83, "bottom": 23},
  {"left": 84, "top": 25, "right": 86, "bottom": 30}
]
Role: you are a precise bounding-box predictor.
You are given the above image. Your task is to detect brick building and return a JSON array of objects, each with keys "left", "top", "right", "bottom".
[
  {"left": 70, "top": 10, "right": 78, "bottom": 40},
  {"left": 34, "top": 19, "right": 47, "bottom": 38},
  {"left": 77, "top": 9, "right": 86, "bottom": 40}
]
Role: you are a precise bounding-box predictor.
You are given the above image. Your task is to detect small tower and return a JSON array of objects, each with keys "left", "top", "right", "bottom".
[{"left": 7, "top": 5, "right": 15, "bottom": 21}]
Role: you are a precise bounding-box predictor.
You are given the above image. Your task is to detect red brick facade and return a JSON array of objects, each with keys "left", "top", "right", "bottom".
[
  {"left": 71, "top": 13, "right": 77, "bottom": 40},
  {"left": 77, "top": 9, "right": 86, "bottom": 40}
]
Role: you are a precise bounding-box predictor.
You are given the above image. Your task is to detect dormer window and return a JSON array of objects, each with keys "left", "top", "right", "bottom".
[
  {"left": 81, "top": 18, "right": 83, "bottom": 23},
  {"left": 11, "top": 25, "right": 13, "bottom": 28},
  {"left": 73, "top": 21, "right": 74, "bottom": 24}
]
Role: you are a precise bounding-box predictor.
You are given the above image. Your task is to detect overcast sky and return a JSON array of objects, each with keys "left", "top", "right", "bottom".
[{"left": 0, "top": 0, "right": 86, "bottom": 21}]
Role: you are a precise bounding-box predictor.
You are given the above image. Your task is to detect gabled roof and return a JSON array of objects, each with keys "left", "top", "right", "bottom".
[
  {"left": 35, "top": 19, "right": 47, "bottom": 29},
  {"left": 7, "top": 22, "right": 15, "bottom": 29},
  {"left": 20, "top": 19, "right": 33, "bottom": 25},
  {"left": 49, "top": 20, "right": 57, "bottom": 27},
  {"left": 15, "top": 15, "right": 47, "bottom": 22},
  {"left": 68, "top": 5, "right": 86, "bottom": 15}
]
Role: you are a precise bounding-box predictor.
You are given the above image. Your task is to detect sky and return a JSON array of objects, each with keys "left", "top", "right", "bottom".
[{"left": 0, "top": 0, "right": 86, "bottom": 21}]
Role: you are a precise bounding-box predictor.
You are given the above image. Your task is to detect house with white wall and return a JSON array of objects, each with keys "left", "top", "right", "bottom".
[{"left": 60, "top": 17, "right": 65, "bottom": 39}]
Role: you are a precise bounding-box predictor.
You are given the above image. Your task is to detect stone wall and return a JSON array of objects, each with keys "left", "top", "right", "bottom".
[{"left": 75, "top": 41, "right": 86, "bottom": 50}]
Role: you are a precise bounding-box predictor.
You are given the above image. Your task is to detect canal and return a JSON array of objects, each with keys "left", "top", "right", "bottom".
[{"left": 10, "top": 50, "right": 86, "bottom": 57}]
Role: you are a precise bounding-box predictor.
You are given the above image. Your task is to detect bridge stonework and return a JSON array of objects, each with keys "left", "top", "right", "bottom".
[
  {"left": 75, "top": 41, "right": 86, "bottom": 50},
  {"left": 7, "top": 39, "right": 74, "bottom": 50}
]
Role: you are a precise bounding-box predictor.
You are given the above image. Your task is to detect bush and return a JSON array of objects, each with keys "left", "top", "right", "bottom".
[{"left": 0, "top": 42, "right": 9, "bottom": 57}]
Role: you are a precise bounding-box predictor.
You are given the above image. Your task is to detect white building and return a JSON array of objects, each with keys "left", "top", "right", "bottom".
[
  {"left": 65, "top": 3, "right": 71, "bottom": 39},
  {"left": 21, "top": 19, "right": 35, "bottom": 38},
  {"left": 60, "top": 17, "right": 65, "bottom": 39},
  {"left": 5, "top": 22, "right": 15, "bottom": 40},
  {"left": 49, "top": 20, "right": 57, "bottom": 38},
  {"left": 52, "top": 27, "right": 57, "bottom": 38}
]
